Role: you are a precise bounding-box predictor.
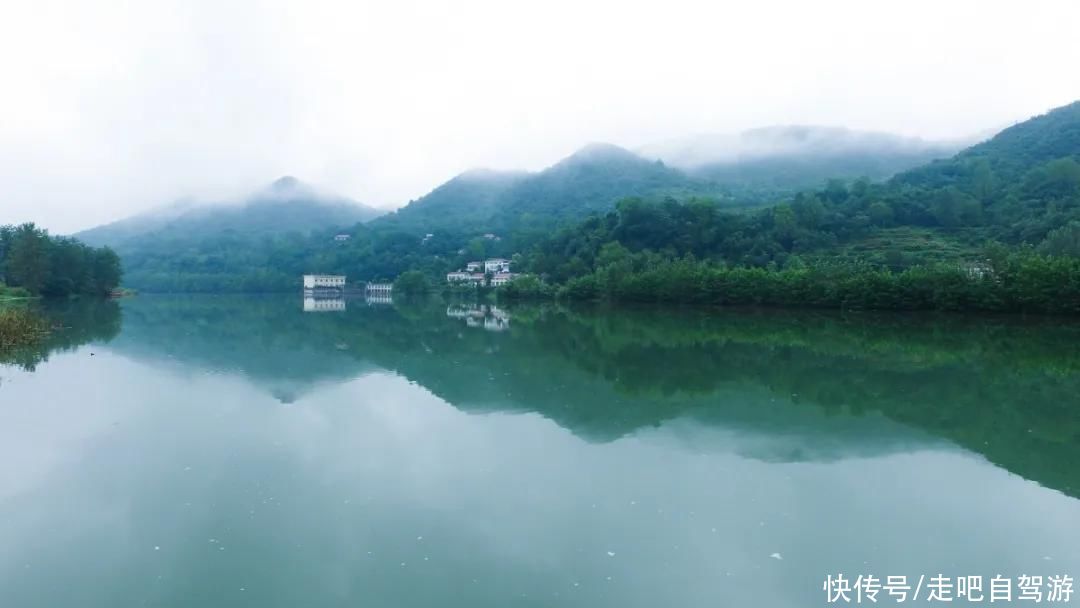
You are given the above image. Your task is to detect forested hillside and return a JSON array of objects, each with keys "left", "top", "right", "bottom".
[
  {"left": 99, "top": 144, "right": 731, "bottom": 291},
  {"left": 510, "top": 102, "right": 1080, "bottom": 312},
  {"left": 81, "top": 102, "right": 1080, "bottom": 299},
  {"left": 81, "top": 177, "right": 386, "bottom": 291},
  {"left": 0, "top": 224, "right": 122, "bottom": 297},
  {"left": 77, "top": 176, "right": 382, "bottom": 250}
]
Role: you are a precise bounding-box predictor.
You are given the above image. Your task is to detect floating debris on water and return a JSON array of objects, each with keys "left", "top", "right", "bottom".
[{"left": 770, "top": 553, "right": 783, "bottom": 560}]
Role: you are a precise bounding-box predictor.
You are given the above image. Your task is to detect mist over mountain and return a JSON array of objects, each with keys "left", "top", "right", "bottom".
[
  {"left": 69, "top": 101, "right": 1080, "bottom": 295},
  {"left": 76, "top": 176, "right": 383, "bottom": 250},
  {"left": 639, "top": 125, "right": 976, "bottom": 197},
  {"left": 375, "top": 142, "right": 719, "bottom": 238},
  {"left": 377, "top": 168, "right": 530, "bottom": 232}
]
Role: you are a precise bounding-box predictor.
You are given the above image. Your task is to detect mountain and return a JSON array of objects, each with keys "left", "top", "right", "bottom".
[
  {"left": 896, "top": 101, "right": 1080, "bottom": 189},
  {"left": 523, "top": 100, "right": 1080, "bottom": 294},
  {"left": 375, "top": 143, "right": 720, "bottom": 237},
  {"left": 76, "top": 176, "right": 383, "bottom": 250},
  {"left": 640, "top": 125, "right": 969, "bottom": 199},
  {"left": 73, "top": 198, "right": 200, "bottom": 248},
  {"left": 103, "top": 102, "right": 1080, "bottom": 293},
  {"left": 492, "top": 143, "right": 715, "bottom": 223},
  {"left": 376, "top": 168, "right": 529, "bottom": 232}
]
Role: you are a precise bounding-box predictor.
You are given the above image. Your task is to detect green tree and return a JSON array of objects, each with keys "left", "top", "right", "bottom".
[
  {"left": 1038, "top": 221, "right": 1080, "bottom": 257},
  {"left": 5, "top": 224, "right": 51, "bottom": 295},
  {"left": 869, "top": 202, "right": 894, "bottom": 227},
  {"left": 392, "top": 270, "right": 431, "bottom": 296}
]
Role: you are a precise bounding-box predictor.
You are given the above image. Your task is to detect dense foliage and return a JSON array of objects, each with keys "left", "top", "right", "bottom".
[
  {"left": 392, "top": 270, "right": 432, "bottom": 296},
  {"left": 0, "top": 224, "right": 122, "bottom": 297},
  {"left": 538, "top": 249, "right": 1077, "bottom": 313},
  {"left": 508, "top": 102, "right": 1080, "bottom": 310}
]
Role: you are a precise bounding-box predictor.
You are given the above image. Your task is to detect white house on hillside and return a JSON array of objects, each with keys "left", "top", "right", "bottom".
[
  {"left": 447, "top": 271, "right": 485, "bottom": 285},
  {"left": 484, "top": 258, "right": 510, "bottom": 273},
  {"left": 490, "top": 272, "right": 516, "bottom": 286},
  {"left": 449, "top": 258, "right": 514, "bottom": 285}
]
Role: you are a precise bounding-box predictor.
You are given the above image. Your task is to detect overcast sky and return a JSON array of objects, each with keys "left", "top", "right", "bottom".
[{"left": 2, "top": 0, "right": 1079, "bottom": 233}]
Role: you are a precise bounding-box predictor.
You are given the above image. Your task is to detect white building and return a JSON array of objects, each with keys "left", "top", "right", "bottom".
[
  {"left": 490, "top": 272, "right": 516, "bottom": 286},
  {"left": 366, "top": 282, "right": 393, "bottom": 296},
  {"left": 334, "top": 234, "right": 351, "bottom": 241},
  {"left": 465, "top": 261, "right": 483, "bottom": 272},
  {"left": 447, "top": 271, "right": 484, "bottom": 285},
  {"left": 484, "top": 258, "right": 511, "bottom": 273},
  {"left": 303, "top": 274, "right": 346, "bottom": 289}
]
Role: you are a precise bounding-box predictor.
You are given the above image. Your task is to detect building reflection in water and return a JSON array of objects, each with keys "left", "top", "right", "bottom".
[
  {"left": 447, "top": 303, "right": 510, "bottom": 331},
  {"left": 303, "top": 297, "right": 346, "bottom": 312},
  {"left": 364, "top": 293, "right": 394, "bottom": 306}
]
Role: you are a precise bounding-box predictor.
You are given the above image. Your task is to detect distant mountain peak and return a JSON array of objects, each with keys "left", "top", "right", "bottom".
[
  {"left": 560, "top": 142, "right": 644, "bottom": 166},
  {"left": 271, "top": 175, "right": 301, "bottom": 190},
  {"left": 75, "top": 177, "right": 385, "bottom": 248}
]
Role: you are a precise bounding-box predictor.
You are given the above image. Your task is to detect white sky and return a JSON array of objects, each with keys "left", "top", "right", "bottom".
[{"left": 1, "top": 0, "right": 1078, "bottom": 233}]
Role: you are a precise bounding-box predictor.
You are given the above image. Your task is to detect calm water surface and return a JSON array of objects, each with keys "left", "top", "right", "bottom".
[{"left": 1, "top": 295, "right": 1078, "bottom": 607}]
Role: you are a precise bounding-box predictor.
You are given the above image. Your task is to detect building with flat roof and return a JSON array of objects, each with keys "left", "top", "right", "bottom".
[
  {"left": 490, "top": 272, "right": 517, "bottom": 286},
  {"left": 484, "top": 258, "right": 511, "bottom": 273},
  {"left": 447, "top": 271, "right": 485, "bottom": 285},
  {"left": 303, "top": 274, "right": 346, "bottom": 290}
]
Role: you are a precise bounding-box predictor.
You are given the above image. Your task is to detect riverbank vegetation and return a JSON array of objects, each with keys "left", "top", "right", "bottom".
[
  {"left": 522, "top": 248, "right": 1077, "bottom": 313},
  {"left": 0, "top": 307, "right": 49, "bottom": 352},
  {"left": 0, "top": 223, "right": 122, "bottom": 297}
]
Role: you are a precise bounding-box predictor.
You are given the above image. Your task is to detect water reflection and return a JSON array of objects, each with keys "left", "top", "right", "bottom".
[
  {"left": 1, "top": 295, "right": 1078, "bottom": 608},
  {"left": 35, "top": 295, "right": 1074, "bottom": 498},
  {"left": 0, "top": 298, "right": 121, "bottom": 371},
  {"left": 447, "top": 303, "right": 511, "bottom": 331},
  {"left": 303, "top": 296, "right": 346, "bottom": 312}
]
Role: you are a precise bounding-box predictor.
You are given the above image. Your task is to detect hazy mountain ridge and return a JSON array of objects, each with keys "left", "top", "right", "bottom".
[
  {"left": 639, "top": 125, "right": 972, "bottom": 196},
  {"left": 75, "top": 176, "right": 383, "bottom": 250},
  {"left": 640, "top": 125, "right": 967, "bottom": 168},
  {"left": 523, "top": 100, "right": 1080, "bottom": 296},
  {"left": 80, "top": 125, "right": 976, "bottom": 249},
  {"left": 73, "top": 105, "right": 1080, "bottom": 294},
  {"left": 895, "top": 100, "right": 1080, "bottom": 189},
  {"left": 372, "top": 142, "right": 719, "bottom": 236}
]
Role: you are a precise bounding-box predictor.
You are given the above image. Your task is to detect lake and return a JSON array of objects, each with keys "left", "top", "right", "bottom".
[{"left": 1, "top": 295, "right": 1078, "bottom": 607}]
